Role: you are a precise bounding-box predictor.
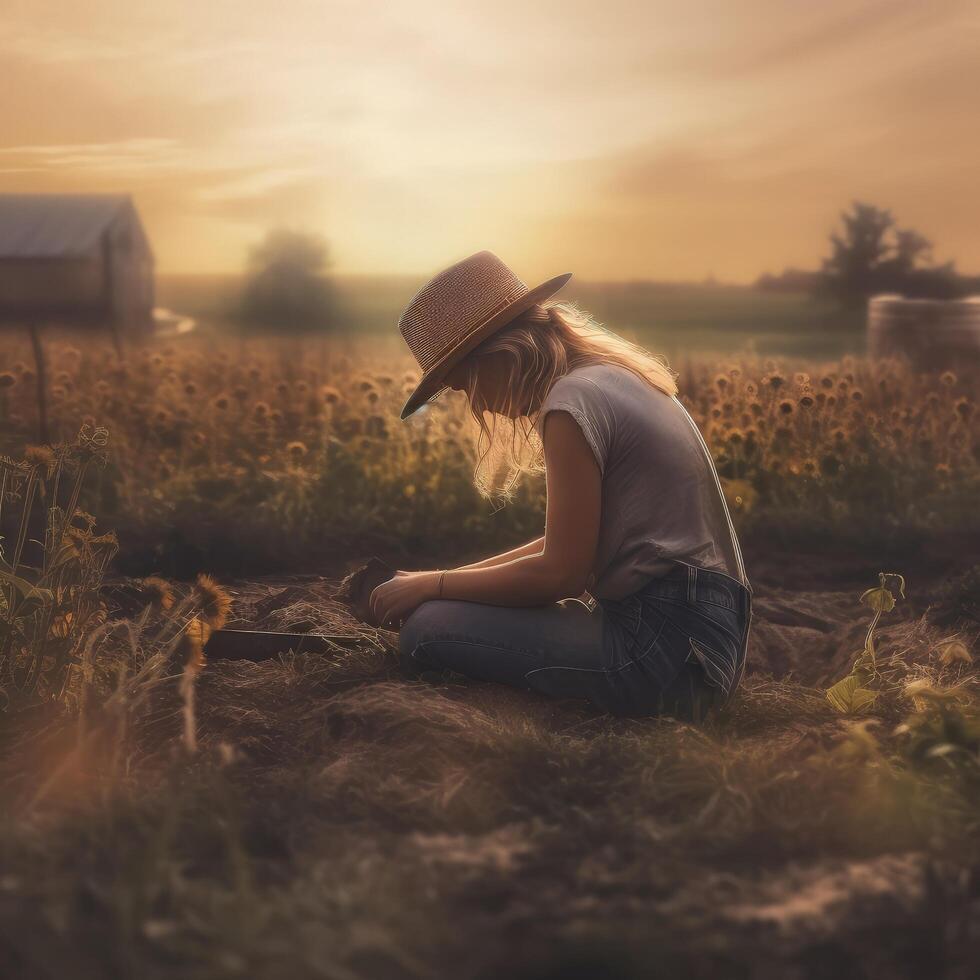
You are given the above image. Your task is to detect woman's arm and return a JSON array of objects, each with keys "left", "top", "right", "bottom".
[
  {"left": 370, "top": 410, "right": 601, "bottom": 625},
  {"left": 453, "top": 535, "right": 544, "bottom": 571},
  {"left": 436, "top": 410, "right": 600, "bottom": 606}
]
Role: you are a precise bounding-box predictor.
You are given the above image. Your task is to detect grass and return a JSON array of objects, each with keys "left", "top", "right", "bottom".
[
  {"left": 0, "top": 570, "right": 976, "bottom": 978},
  {"left": 0, "top": 498, "right": 976, "bottom": 978}
]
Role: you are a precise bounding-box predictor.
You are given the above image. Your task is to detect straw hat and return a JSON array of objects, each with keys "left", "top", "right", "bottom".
[{"left": 398, "top": 250, "right": 571, "bottom": 419}]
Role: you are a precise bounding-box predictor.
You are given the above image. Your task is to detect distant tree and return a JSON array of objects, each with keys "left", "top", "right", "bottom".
[
  {"left": 815, "top": 201, "right": 963, "bottom": 309},
  {"left": 893, "top": 228, "right": 933, "bottom": 269},
  {"left": 754, "top": 267, "right": 822, "bottom": 293},
  {"left": 815, "top": 202, "right": 894, "bottom": 309},
  {"left": 240, "top": 228, "right": 338, "bottom": 329}
]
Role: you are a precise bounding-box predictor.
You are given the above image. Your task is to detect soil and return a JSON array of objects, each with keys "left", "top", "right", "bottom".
[{"left": 2, "top": 548, "right": 978, "bottom": 979}]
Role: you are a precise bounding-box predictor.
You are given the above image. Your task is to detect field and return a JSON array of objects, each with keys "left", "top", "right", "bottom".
[
  {"left": 0, "top": 322, "right": 978, "bottom": 978},
  {"left": 156, "top": 274, "right": 869, "bottom": 359}
]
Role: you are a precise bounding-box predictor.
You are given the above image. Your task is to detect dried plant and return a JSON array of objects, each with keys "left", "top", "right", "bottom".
[{"left": 0, "top": 423, "right": 115, "bottom": 711}]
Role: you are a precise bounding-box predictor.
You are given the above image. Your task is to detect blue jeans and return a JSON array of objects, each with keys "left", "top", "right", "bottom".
[{"left": 397, "top": 559, "right": 753, "bottom": 721}]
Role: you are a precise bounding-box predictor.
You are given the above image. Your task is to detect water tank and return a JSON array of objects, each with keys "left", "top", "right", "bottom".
[{"left": 868, "top": 294, "right": 980, "bottom": 370}]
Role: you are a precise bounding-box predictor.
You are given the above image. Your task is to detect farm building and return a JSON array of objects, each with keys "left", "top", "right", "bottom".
[{"left": 0, "top": 193, "right": 155, "bottom": 332}]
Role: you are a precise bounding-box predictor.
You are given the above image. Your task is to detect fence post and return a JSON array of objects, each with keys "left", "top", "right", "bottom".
[{"left": 27, "top": 319, "right": 49, "bottom": 445}]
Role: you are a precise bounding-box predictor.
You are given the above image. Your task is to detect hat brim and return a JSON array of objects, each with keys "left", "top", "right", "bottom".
[{"left": 399, "top": 271, "right": 572, "bottom": 420}]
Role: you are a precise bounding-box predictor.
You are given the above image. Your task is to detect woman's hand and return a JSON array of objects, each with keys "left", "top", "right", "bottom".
[{"left": 369, "top": 570, "right": 441, "bottom": 629}]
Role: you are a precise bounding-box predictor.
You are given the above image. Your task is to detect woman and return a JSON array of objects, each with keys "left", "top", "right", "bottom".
[{"left": 370, "top": 250, "right": 753, "bottom": 721}]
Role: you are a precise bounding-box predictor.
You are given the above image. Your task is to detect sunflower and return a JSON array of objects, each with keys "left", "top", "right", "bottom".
[
  {"left": 24, "top": 444, "right": 55, "bottom": 467},
  {"left": 140, "top": 576, "right": 175, "bottom": 612},
  {"left": 287, "top": 440, "right": 308, "bottom": 461},
  {"left": 194, "top": 573, "right": 233, "bottom": 629}
]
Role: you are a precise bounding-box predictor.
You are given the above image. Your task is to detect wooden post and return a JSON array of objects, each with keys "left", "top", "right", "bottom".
[
  {"left": 102, "top": 231, "right": 126, "bottom": 361},
  {"left": 108, "top": 317, "right": 126, "bottom": 362},
  {"left": 28, "top": 319, "right": 50, "bottom": 445}
]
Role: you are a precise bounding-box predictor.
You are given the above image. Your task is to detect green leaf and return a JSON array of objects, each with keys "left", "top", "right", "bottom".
[
  {"left": 826, "top": 673, "right": 879, "bottom": 714},
  {"left": 860, "top": 586, "right": 895, "bottom": 613},
  {"left": 0, "top": 570, "right": 53, "bottom": 605}
]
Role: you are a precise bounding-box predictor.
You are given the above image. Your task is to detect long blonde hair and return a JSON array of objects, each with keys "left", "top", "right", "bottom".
[{"left": 449, "top": 300, "right": 678, "bottom": 504}]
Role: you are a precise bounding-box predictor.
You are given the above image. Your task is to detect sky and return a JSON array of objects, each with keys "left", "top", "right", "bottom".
[{"left": 1, "top": 0, "right": 978, "bottom": 282}]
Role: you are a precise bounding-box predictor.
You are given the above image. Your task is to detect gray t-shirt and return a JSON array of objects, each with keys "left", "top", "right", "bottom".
[{"left": 533, "top": 362, "right": 751, "bottom": 602}]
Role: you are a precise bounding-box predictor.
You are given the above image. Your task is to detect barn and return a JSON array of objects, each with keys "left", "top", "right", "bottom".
[{"left": 0, "top": 193, "right": 155, "bottom": 332}]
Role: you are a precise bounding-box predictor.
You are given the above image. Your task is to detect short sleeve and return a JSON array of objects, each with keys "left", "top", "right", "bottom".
[{"left": 534, "top": 375, "right": 614, "bottom": 477}]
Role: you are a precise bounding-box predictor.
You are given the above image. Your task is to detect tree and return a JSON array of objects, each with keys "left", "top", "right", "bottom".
[
  {"left": 815, "top": 202, "right": 894, "bottom": 309},
  {"left": 240, "top": 228, "right": 338, "bottom": 329},
  {"left": 815, "top": 201, "right": 963, "bottom": 309}
]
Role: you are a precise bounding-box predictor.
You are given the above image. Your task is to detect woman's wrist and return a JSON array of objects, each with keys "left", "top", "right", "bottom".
[{"left": 426, "top": 568, "right": 448, "bottom": 600}]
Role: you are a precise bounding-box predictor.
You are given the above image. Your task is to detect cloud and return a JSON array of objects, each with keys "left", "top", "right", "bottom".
[
  {"left": 0, "top": 1, "right": 976, "bottom": 277},
  {"left": 0, "top": 139, "right": 186, "bottom": 174}
]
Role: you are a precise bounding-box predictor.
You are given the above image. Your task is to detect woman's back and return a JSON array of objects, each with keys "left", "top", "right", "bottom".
[{"left": 534, "top": 361, "right": 749, "bottom": 601}]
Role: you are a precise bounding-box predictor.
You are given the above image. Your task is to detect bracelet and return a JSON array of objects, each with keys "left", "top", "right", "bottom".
[{"left": 438, "top": 569, "right": 446, "bottom": 598}]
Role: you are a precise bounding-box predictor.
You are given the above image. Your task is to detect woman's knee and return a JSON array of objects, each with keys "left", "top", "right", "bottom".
[{"left": 398, "top": 599, "right": 456, "bottom": 662}]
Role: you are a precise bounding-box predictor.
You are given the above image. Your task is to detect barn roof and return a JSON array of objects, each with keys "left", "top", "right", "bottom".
[{"left": 0, "top": 193, "right": 148, "bottom": 259}]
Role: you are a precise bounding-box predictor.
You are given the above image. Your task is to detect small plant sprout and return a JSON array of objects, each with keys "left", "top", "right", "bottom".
[{"left": 826, "top": 572, "right": 907, "bottom": 714}]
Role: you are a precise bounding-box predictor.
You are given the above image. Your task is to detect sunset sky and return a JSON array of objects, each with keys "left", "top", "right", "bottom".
[{"left": 2, "top": 1, "right": 978, "bottom": 282}]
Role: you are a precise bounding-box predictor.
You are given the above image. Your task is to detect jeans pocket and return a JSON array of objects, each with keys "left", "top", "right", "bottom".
[
  {"left": 646, "top": 593, "right": 743, "bottom": 646},
  {"left": 686, "top": 634, "right": 737, "bottom": 696}
]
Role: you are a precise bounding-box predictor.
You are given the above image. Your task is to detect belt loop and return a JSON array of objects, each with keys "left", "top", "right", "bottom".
[{"left": 687, "top": 563, "right": 697, "bottom": 603}]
